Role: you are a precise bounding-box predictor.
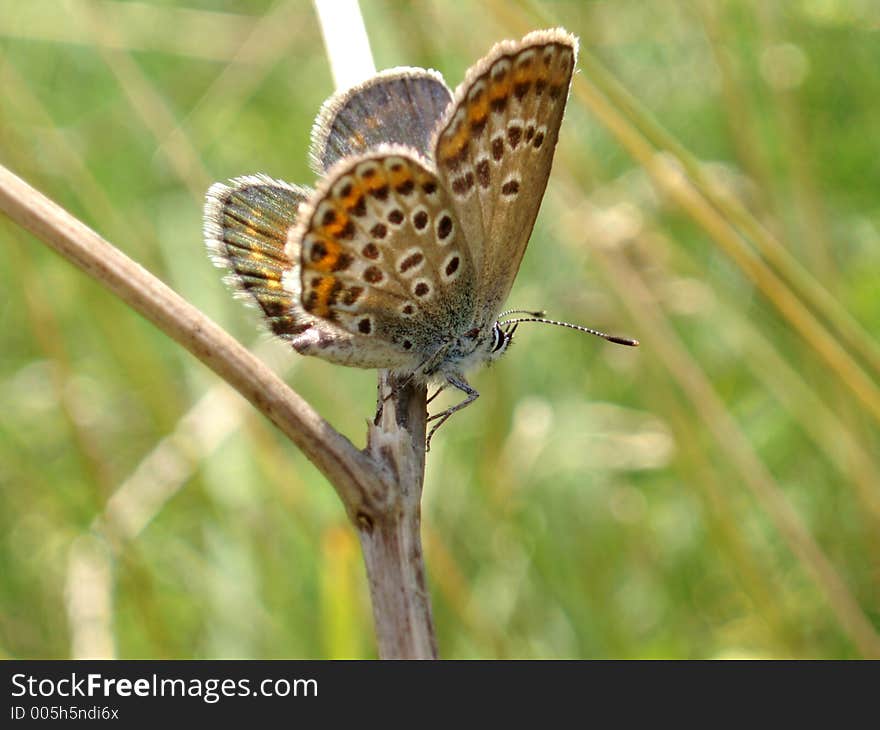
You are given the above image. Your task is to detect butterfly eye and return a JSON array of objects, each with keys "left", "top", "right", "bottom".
[{"left": 464, "top": 327, "right": 480, "bottom": 339}]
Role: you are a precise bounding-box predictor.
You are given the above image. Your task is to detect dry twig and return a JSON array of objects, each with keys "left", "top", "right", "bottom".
[{"left": 0, "top": 162, "right": 436, "bottom": 658}]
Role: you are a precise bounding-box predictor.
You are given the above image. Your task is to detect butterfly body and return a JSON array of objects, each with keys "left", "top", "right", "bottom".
[{"left": 205, "top": 29, "right": 582, "bottom": 444}]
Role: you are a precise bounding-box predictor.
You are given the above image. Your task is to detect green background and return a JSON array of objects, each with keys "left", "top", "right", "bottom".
[{"left": 1, "top": 0, "right": 878, "bottom": 658}]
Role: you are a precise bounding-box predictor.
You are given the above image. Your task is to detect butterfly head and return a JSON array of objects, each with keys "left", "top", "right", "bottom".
[{"left": 429, "top": 321, "right": 509, "bottom": 376}]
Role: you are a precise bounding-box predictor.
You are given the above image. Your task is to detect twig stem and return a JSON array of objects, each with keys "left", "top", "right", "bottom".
[
  {"left": 0, "top": 125, "right": 437, "bottom": 658},
  {"left": 314, "top": 0, "right": 436, "bottom": 658},
  {"left": 0, "top": 164, "right": 385, "bottom": 524},
  {"left": 362, "top": 374, "right": 435, "bottom": 658}
]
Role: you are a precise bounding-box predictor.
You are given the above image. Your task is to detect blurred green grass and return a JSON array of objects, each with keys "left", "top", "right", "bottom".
[{"left": 1, "top": 0, "right": 878, "bottom": 658}]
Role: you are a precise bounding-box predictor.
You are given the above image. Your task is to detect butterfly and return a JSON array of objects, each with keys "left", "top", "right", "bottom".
[{"left": 204, "top": 28, "right": 637, "bottom": 448}]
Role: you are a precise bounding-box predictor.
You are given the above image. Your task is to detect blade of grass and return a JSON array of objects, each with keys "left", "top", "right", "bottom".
[
  {"left": 578, "top": 215, "right": 880, "bottom": 658},
  {"left": 0, "top": 163, "right": 385, "bottom": 518},
  {"left": 80, "top": 2, "right": 213, "bottom": 199},
  {"left": 156, "top": 0, "right": 311, "bottom": 163},
  {"left": 570, "top": 72, "right": 880, "bottom": 426},
  {"left": 509, "top": 0, "right": 880, "bottom": 383},
  {"left": 0, "top": 0, "right": 265, "bottom": 62},
  {"left": 575, "top": 47, "right": 880, "bottom": 382}
]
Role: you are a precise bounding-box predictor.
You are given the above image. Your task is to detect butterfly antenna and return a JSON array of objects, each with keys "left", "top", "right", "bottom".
[
  {"left": 500, "top": 317, "right": 639, "bottom": 347},
  {"left": 497, "top": 308, "right": 546, "bottom": 318}
]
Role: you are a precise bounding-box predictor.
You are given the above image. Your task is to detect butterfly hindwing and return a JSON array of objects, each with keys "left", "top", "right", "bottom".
[
  {"left": 292, "top": 146, "right": 477, "bottom": 365},
  {"left": 433, "top": 28, "right": 577, "bottom": 319},
  {"left": 204, "top": 175, "right": 315, "bottom": 338},
  {"left": 310, "top": 68, "right": 453, "bottom": 174}
]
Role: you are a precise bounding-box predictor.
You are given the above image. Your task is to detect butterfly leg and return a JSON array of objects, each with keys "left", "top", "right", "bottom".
[
  {"left": 426, "top": 386, "right": 445, "bottom": 405},
  {"left": 425, "top": 376, "right": 479, "bottom": 451},
  {"left": 373, "top": 391, "right": 385, "bottom": 425},
  {"left": 374, "top": 342, "right": 454, "bottom": 425}
]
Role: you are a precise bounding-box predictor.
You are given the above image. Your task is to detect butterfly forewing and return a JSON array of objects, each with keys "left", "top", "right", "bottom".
[
  {"left": 433, "top": 28, "right": 577, "bottom": 319},
  {"left": 292, "top": 147, "right": 477, "bottom": 363},
  {"left": 310, "top": 69, "right": 453, "bottom": 174}
]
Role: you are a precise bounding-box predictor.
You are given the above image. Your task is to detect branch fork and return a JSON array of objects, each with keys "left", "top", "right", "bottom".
[{"left": 0, "top": 163, "right": 437, "bottom": 658}]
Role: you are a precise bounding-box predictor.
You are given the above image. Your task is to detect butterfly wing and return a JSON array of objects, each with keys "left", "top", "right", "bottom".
[
  {"left": 291, "top": 145, "right": 477, "bottom": 369},
  {"left": 310, "top": 68, "right": 453, "bottom": 174},
  {"left": 204, "top": 175, "right": 314, "bottom": 338},
  {"left": 432, "top": 28, "right": 577, "bottom": 320}
]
